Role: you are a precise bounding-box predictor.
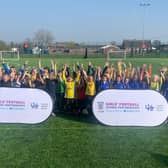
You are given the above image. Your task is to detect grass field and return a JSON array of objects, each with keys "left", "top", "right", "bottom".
[
  {"left": 6, "top": 56, "right": 168, "bottom": 73},
  {"left": 0, "top": 57, "right": 168, "bottom": 168}
]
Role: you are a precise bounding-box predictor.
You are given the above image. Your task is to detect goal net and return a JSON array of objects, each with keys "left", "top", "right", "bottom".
[
  {"left": 0, "top": 51, "right": 20, "bottom": 61},
  {"left": 107, "top": 50, "right": 127, "bottom": 61}
]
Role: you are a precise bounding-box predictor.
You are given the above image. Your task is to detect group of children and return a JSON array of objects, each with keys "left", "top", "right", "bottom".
[{"left": 0, "top": 59, "right": 168, "bottom": 116}]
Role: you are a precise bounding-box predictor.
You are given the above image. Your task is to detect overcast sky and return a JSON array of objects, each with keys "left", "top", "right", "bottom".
[{"left": 0, "top": 0, "right": 167, "bottom": 43}]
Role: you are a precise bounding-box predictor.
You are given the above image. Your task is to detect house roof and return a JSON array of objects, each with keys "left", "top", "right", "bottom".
[{"left": 101, "top": 45, "right": 120, "bottom": 49}]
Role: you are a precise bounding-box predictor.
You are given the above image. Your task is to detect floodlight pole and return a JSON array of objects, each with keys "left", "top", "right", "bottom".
[{"left": 140, "top": 2, "right": 150, "bottom": 56}]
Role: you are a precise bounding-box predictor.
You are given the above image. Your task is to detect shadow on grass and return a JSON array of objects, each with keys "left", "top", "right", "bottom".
[
  {"left": 56, "top": 112, "right": 100, "bottom": 125},
  {"left": 150, "top": 153, "right": 168, "bottom": 167}
]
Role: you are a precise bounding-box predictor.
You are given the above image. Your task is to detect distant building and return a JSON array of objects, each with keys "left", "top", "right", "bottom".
[
  {"left": 101, "top": 45, "right": 120, "bottom": 54},
  {"left": 160, "top": 44, "right": 168, "bottom": 51},
  {"left": 122, "top": 40, "right": 152, "bottom": 50},
  {"left": 122, "top": 40, "right": 152, "bottom": 54}
]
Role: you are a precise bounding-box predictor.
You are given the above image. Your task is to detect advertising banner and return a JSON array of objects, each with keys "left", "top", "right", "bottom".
[
  {"left": 92, "top": 89, "right": 168, "bottom": 126},
  {"left": 0, "top": 88, "right": 53, "bottom": 124}
]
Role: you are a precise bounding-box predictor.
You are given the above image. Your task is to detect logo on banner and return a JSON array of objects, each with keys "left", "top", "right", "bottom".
[
  {"left": 31, "top": 102, "right": 39, "bottom": 109},
  {"left": 96, "top": 102, "right": 104, "bottom": 112},
  {"left": 145, "top": 104, "right": 154, "bottom": 111}
]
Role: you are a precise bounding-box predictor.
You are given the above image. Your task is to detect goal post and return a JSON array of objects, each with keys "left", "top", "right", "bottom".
[
  {"left": 107, "top": 50, "right": 127, "bottom": 61},
  {"left": 0, "top": 51, "right": 20, "bottom": 62}
]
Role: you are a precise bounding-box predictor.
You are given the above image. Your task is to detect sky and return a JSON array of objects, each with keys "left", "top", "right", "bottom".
[{"left": 0, "top": 0, "right": 168, "bottom": 43}]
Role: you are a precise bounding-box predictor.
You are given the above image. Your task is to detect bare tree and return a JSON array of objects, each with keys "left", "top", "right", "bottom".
[
  {"left": 33, "top": 29, "right": 55, "bottom": 48},
  {"left": 0, "top": 40, "right": 9, "bottom": 50}
]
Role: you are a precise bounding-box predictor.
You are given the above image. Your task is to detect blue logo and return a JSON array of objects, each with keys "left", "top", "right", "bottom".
[
  {"left": 145, "top": 104, "right": 154, "bottom": 111},
  {"left": 31, "top": 102, "right": 39, "bottom": 109}
]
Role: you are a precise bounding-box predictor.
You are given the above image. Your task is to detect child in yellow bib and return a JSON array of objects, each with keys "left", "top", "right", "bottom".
[{"left": 62, "top": 65, "right": 80, "bottom": 113}]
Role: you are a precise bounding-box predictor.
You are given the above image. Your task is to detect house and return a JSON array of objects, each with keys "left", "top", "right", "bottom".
[{"left": 101, "top": 45, "right": 120, "bottom": 54}]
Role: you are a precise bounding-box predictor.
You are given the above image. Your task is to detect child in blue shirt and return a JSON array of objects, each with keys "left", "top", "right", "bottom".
[{"left": 113, "top": 75, "right": 124, "bottom": 89}]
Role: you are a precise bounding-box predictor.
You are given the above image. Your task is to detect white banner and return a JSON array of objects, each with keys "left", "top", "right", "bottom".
[
  {"left": 92, "top": 89, "right": 168, "bottom": 126},
  {"left": 0, "top": 88, "right": 53, "bottom": 124}
]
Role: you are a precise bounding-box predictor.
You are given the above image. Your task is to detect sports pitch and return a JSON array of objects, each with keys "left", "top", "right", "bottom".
[{"left": 0, "top": 57, "right": 168, "bottom": 168}]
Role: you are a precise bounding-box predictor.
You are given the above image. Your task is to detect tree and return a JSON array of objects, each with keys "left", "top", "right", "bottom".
[
  {"left": 0, "top": 40, "right": 9, "bottom": 50},
  {"left": 33, "top": 29, "right": 55, "bottom": 48}
]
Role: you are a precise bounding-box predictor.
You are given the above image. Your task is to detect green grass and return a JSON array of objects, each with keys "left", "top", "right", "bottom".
[
  {"left": 0, "top": 57, "right": 168, "bottom": 168},
  {"left": 7, "top": 56, "right": 168, "bottom": 74},
  {"left": 0, "top": 116, "right": 168, "bottom": 168}
]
